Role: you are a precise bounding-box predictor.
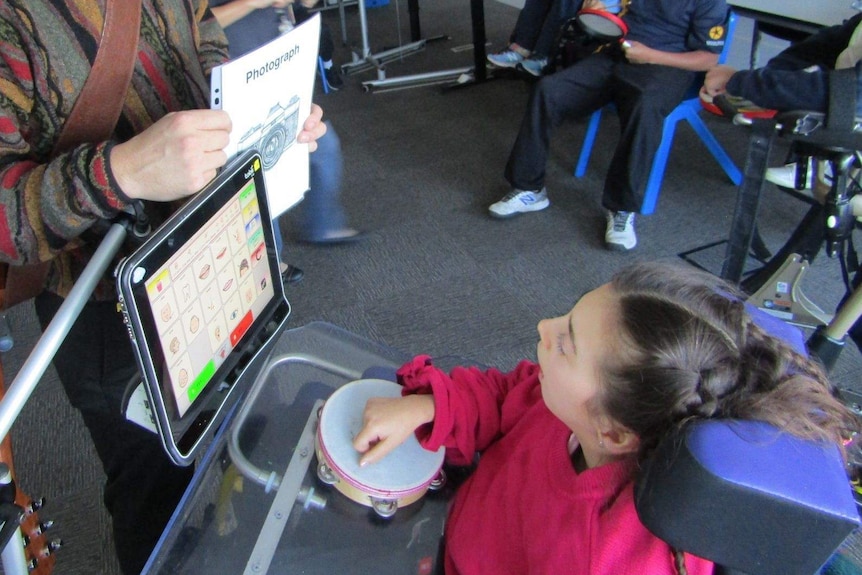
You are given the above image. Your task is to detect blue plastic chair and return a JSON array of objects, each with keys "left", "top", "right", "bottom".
[
  {"left": 318, "top": 56, "right": 331, "bottom": 94},
  {"left": 574, "top": 11, "right": 743, "bottom": 215}
]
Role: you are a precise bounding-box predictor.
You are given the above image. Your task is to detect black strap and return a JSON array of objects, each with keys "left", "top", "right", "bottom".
[
  {"left": 826, "top": 68, "right": 856, "bottom": 133},
  {"left": 720, "top": 117, "right": 778, "bottom": 284}
]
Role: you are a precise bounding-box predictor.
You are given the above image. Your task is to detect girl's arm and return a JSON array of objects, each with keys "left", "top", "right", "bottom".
[{"left": 354, "top": 356, "right": 538, "bottom": 466}]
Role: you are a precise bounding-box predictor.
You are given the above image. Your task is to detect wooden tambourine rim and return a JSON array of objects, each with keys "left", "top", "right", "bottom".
[{"left": 316, "top": 379, "right": 444, "bottom": 503}]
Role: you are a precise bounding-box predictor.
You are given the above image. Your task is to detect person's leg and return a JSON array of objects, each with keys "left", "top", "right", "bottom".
[
  {"left": 600, "top": 62, "right": 694, "bottom": 251},
  {"left": 510, "top": 0, "right": 555, "bottom": 51},
  {"left": 34, "top": 293, "right": 195, "bottom": 575},
  {"left": 317, "top": 21, "right": 335, "bottom": 63},
  {"left": 295, "top": 122, "right": 358, "bottom": 242},
  {"left": 272, "top": 217, "right": 305, "bottom": 283},
  {"left": 489, "top": 0, "right": 556, "bottom": 67},
  {"left": 318, "top": 24, "right": 344, "bottom": 90},
  {"left": 293, "top": 6, "right": 334, "bottom": 64},
  {"left": 601, "top": 63, "right": 695, "bottom": 213},
  {"left": 504, "top": 54, "right": 614, "bottom": 192},
  {"left": 294, "top": 6, "right": 343, "bottom": 89}
]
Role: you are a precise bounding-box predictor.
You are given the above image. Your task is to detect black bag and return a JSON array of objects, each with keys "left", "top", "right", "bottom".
[{"left": 551, "top": 16, "right": 611, "bottom": 72}]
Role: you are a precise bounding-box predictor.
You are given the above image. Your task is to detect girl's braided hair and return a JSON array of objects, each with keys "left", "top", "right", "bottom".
[
  {"left": 601, "top": 261, "right": 857, "bottom": 464},
  {"left": 602, "top": 262, "right": 857, "bottom": 575}
]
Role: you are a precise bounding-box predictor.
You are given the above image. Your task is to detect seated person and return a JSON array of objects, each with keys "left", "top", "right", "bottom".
[
  {"left": 703, "top": 12, "right": 862, "bottom": 193},
  {"left": 353, "top": 260, "right": 855, "bottom": 574},
  {"left": 487, "top": 0, "right": 588, "bottom": 77},
  {"left": 490, "top": 0, "right": 729, "bottom": 251}
]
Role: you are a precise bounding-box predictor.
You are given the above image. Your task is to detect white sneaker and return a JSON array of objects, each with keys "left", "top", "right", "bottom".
[
  {"left": 766, "top": 159, "right": 813, "bottom": 190},
  {"left": 488, "top": 188, "right": 549, "bottom": 219},
  {"left": 605, "top": 211, "right": 636, "bottom": 251},
  {"left": 487, "top": 50, "right": 525, "bottom": 68},
  {"left": 519, "top": 57, "right": 548, "bottom": 77}
]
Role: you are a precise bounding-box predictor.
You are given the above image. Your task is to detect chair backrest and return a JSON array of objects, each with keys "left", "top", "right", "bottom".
[
  {"left": 634, "top": 305, "right": 859, "bottom": 575},
  {"left": 717, "top": 10, "right": 736, "bottom": 66}
]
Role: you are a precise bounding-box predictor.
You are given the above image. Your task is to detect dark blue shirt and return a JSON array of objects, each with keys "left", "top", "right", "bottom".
[{"left": 622, "top": 0, "right": 728, "bottom": 54}]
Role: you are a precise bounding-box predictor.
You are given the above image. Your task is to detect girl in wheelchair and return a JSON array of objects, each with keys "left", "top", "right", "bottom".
[{"left": 353, "top": 260, "right": 856, "bottom": 574}]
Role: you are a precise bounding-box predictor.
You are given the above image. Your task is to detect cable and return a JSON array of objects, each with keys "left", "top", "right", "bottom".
[{"left": 130, "top": 200, "right": 151, "bottom": 240}]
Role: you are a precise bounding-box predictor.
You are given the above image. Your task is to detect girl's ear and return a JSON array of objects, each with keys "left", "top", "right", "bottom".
[{"left": 598, "top": 420, "right": 640, "bottom": 455}]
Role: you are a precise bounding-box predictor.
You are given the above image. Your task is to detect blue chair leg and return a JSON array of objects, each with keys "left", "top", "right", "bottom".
[
  {"left": 574, "top": 99, "right": 741, "bottom": 215},
  {"left": 642, "top": 106, "right": 686, "bottom": 214},
  {"left": 687, "top": 111, "right": 743, "bottom": 185},
  {"left": 642, "top": 102, "right": 742, "bottom": 215},
  {"left": 318, "top": 57, "right": 330, "bottom": 95},
  {"left": 575, "top": 109, "right": 603, "bottom": 178}
]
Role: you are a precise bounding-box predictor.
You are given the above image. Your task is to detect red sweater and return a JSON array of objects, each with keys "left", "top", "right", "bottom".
[{"left": 398, "top": 356, "right": 714, "bottom": 575}]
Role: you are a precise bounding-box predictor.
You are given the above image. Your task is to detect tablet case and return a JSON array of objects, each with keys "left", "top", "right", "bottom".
[{"left": 116, "top": 150, "right": 290, "bottom": 465}]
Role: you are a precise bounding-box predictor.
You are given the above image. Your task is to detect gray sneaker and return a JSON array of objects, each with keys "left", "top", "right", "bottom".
[
  {"left": 488, "top": 188, "right": 550, "bottom": 219},
  {"left": 605, "top": 211, "right": 637, "bottom": 251},
  {"left": 519, "top": 57, "right": 548, "bottom": 77},
  {"left": 487, "top": 50, "right": 525, "bottom": 68}
]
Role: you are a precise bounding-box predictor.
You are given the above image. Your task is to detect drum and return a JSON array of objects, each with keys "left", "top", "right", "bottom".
[
  {"left": 575, "top": 8, "right": 628, "bottom": 44},
  {"left": 315, "top": 379, "right": 446, "bottom": 518}
]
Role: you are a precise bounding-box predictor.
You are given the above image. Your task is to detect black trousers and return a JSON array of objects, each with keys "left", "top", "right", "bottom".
[
  {"left": 294, "top": 5, "right": 335, "bottom": 62},
  {"left": 504, "top": 50, "right": 695, "bottom": 213},
  {"left": 35, "top": 292, "right": 194, "bottom": 575}
]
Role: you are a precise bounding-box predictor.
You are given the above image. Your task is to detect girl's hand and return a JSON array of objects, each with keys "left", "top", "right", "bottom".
[
  {"left": 353, "top": 394, "right": 435, "bottom": 467},
  {"left": 703, "top": 64, "right": 737, "bottom": 98}
]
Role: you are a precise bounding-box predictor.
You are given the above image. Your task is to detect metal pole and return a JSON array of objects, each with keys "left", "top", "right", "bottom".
[
  {"left": 0, "top": 223, "right": 128, "bottom": 442},
  {"left": 0, "top": 531, "right": 28, "bottom": 575}
]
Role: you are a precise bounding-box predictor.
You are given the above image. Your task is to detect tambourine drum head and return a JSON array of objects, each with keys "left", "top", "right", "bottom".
[
  {"left": 576, "top": 9, "right": 628, "bottom": 43},
  {"left": 317, "top": 379, "right": 445, "bottom": 507}
]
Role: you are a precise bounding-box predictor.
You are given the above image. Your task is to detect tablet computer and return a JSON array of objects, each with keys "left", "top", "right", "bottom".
[{"left": 116, "top": 150, "right": 290, "bottom": 466}]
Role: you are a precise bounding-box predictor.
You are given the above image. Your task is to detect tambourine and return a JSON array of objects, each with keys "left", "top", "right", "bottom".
[
  {"left": 575, "top": 8, "right": 629, "bottom": 44},
  {"left": 315, "top": 379, "right": 446, "bottom": 518}
]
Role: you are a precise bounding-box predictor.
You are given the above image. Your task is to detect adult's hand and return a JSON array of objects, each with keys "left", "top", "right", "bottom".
[
  {"left": 299, "top": 103, "right": 327, "bottom": 152},
  {"left": 111, "top": 109, "right": 232, "bottom": 202}
]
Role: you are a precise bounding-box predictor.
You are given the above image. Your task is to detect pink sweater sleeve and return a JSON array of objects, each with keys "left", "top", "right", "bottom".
[{"left": 397, "top": 356, "right": 540, "bottom": 466}]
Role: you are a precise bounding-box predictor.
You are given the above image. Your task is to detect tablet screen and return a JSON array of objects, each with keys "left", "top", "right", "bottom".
[
  {"left": 117, "top": 150, "right": 290, "bottom": 465},
  {"left": 144, "top": 175, "right": 274, "bottom": 417}
]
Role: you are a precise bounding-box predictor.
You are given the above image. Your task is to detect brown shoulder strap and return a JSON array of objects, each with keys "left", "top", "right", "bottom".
[
  {"left": 54, "top": 0, "right": 143, "bottom": 154},
  {"left": 3, "top": 0, "right": 143, "bottom": 309}
]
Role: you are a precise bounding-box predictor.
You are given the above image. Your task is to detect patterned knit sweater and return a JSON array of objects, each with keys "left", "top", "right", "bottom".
[{"left": 0, "top": 1, "right": 228, "bottom": 299}]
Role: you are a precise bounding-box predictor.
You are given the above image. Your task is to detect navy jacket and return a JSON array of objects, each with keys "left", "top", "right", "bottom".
[{"left": 726, "top": 12, "right": 862, "bottom": 115}]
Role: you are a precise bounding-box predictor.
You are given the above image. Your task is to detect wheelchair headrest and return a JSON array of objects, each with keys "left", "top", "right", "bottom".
[{"left": 634, "top": 419, "right": 859, "bottom": 575}]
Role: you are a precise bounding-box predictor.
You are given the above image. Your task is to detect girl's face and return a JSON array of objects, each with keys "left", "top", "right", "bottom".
[{"left": 536, "top": 283, "right": 619, "bottom": 453}]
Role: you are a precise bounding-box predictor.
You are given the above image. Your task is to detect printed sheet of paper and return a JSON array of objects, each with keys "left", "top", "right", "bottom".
[{"left": 211, "top": 15, "right": 321, "bottom": 217}]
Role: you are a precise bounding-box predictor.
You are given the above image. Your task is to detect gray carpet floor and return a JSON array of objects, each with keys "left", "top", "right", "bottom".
[{"left": 2, "top": 2, "right": 861, "bottom": 573}]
